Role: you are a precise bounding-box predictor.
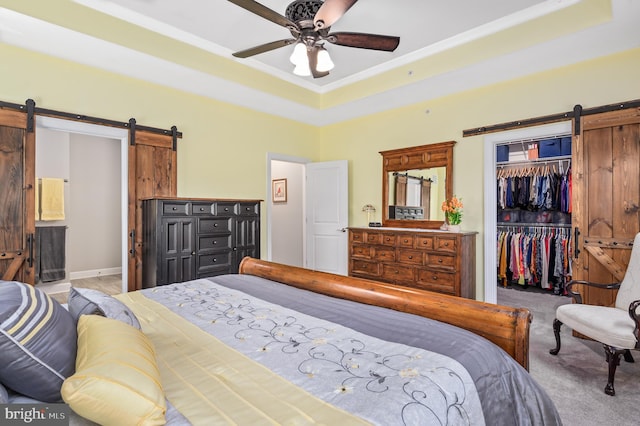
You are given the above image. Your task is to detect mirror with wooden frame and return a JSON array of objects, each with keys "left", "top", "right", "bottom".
[{"left": 381, "top": 141, "right": 455, "bottom": 229}]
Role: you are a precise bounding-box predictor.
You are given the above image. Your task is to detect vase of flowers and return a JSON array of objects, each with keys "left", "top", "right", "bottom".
[{"left": 442, "top": 196, "right": 463, "bottom": 232}]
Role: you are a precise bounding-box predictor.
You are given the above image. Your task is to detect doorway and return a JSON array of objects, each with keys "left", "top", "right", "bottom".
[
  {"left": 35, "top": 117, "right": 129, "bottom": 295},
  {"left": 483, "top": 121, "right": 572, "bottom": 304}
]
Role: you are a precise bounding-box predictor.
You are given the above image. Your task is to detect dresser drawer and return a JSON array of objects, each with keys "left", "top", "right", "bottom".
[
  {"left": 162, "top": 202, "right": 188, "bottom": 215},
  {"left": 380, "top": 233, "right": 396, "bottom": 246},
  {"left": 239, "top": 202, "right": 259, "bottom": 215},
  {"left": 397, "top": 249, "right": 423, "bottom": 265},
  {"left": 351, "top": 244, "right": 372, "bottom": 259},
  {"left": 373, "top": 247, "right": 396, "bottom": 262},
  {"left": 397, "top": 235, "right": 414, "bottom": 247},
  {"left": 351, "top": 259, "right": 380, "bottom": 277},
  {"left": 382, "top": 264, "right": 414, "bottom": 282},
  {"left": 198, "top": 217, "right": 232, "bottom": 234},
  {"left": 415, "top": 269, "right": 456, "bottom": 294},
  {"left": 192, "top": 202, "right": 214, "bottom": 215},
  {"left": 350, "top": 229, "right": 366, "bottom": 243},
  {"left": 416, "top": 236, "right": 434, "bottom": 250},
  {"left": 426, "top": 253, "right": 456, "bottom": 270},
  {"left": 198, "top": 235, "right": 232, "bottom": 252},
  {"left": 436, "top": 236, "right": 457, "bottom": 253},
  {"left": 365, "top": 232, "right": 383, "bottom": 245},
  {"left": 215, "top": 202, "right": 238, "bottom": 216}
]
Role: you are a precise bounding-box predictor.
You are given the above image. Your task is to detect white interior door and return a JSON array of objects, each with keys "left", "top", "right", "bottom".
[{"left": 305, "top": 160, "right": 348, "bottom": 275}]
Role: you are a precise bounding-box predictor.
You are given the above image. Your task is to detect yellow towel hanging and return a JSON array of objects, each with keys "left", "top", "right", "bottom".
[{"left": 40, "top": 178, "right": 65, "bottom": 221}]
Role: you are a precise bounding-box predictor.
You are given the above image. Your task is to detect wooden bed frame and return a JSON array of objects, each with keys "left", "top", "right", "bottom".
[{"left": 239, "top": 257, "right": 532, "bottom": 370}]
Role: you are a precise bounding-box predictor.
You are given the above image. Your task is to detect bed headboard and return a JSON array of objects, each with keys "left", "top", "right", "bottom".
[{"left": 239, "top": 257, "right": 531, "bottom": 370}]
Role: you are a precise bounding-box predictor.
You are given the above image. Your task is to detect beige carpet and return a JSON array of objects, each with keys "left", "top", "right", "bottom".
[
  {"left": 48, "top": 275, "right": 122, "bottom": 305},
  {"left": 498, "top": 286, "right": 640, "bottom": 425}
]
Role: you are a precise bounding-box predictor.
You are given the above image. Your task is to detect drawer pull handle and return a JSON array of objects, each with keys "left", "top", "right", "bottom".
[
  {"left": 213, "top": 258, "right": 217, "bottom": 262},
  {"left": 213, "top": 241, "right": 217, "bottom": 245},
  {"left": 438, "top": 259, "right": 443, "bottom": 263},
  {"left": 224, "top": 208, "right": 229, "bottom": 212},
  {"left": 199, "top": 207, "right": 204, "bottom": 211},
  {"left": 432, "top": 275, "right": 438, "bottom": 280},
  {"left": 404, "top": 239, "right": 408, "bottom": 243},
  {"left": 214, "top": 224, "right": 218, "bottom": 227},
  {"left": 408, "top": 255, "right": 413, "bottom": 259},
  {"left": 444, "top": 242, "right": 449, "bottom": 246},
  {"left": 172, "top": 207, "right": 177, "bottom": 210}
]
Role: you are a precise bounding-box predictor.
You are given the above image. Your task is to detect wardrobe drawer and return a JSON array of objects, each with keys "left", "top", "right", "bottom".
[
  {"left": 365, "top": 232, "right": 383, "bottom": 245},
  {"left": 436, "top": 236, "right": 457, "bottom": 253},
  {"left": 215, "top": 202, "right": 238, "bottom": 216},
  {"left": 198, "top": 235, "right": 232, "bottom": 252},
  {"left": 397, "top": 249, "right": 423, "bottom": 265},
  {"left": 198, "top": 217, "right": 232, "bottom": 234},
  {"left": 351, "top": 259, "right": 380, "bottom": 277},
  {"left": 162, "top": 202, "right": 188, "bottom": 215},
  {"left": 382, "top": 264, "right": 414, "bottom": 282},
  {"left": 192, "top": 202, "right": 214, "bottom": 215},
  {"left": 198, "top": 251, "right": 232, "bottom": 272},
  {"left": 373, "top": 247, "right": 396, "bottom": 262},
  {"left": 397, "top": 235, "right": 415, "bottom": 248},
  {"left": 380, "top": 233, "right": 397, "bottom": 246},
  {"left": 426, "top": 253, "right": 456, "bottom": 270},
  {"left": 239, "top": 202, "right": 259, "bottom": 215},
  {"left": 351, "top": 244, "right": 372, "bottom": 259}
]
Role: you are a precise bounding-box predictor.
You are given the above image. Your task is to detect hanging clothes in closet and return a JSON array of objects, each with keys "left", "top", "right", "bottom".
[
  {"left": 497, "top": 162, "right": 572, "bottom": 214},
  {"left": 497, "top": 226, "right": 572, "bottom": 295}
]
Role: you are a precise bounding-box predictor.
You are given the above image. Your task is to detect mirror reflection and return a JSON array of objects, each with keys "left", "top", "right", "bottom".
[{"left": 387, "top": 168, "right": 446, "bottom": 221}]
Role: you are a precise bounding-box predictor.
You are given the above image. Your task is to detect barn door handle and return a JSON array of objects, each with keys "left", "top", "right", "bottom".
[
  {"left": 129, "top": 230, "right": 136, "bottom": 257},
  {"left": 27, "top": 233, "right": 34, "bottom": 267},
  {"left": 574, "top": 227, "right": 580, "bottom": 258}
]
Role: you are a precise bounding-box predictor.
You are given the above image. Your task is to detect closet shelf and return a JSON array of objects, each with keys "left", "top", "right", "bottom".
[
  {"left": 497, "top": 222, "right": 571, "bottom": 228},
  {"left": 497, "top": 154, "right": 571, "bottom": 166}
]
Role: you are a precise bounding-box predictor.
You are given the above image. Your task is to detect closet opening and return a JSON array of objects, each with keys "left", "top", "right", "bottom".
[
  {"left": 483, "top": 121, "right": 572, "bottom": 304},
  {"left": 35, "top": 117, "right": 129, "bottom": 301}
]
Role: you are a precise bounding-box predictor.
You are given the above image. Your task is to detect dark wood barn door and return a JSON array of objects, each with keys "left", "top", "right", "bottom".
[
  {"left": 0, "top": 108, "right": 35, "bottom": 283},
  {"left": 572, "top": 108, "right": 640, "bottom": 305},
  {"left": 128, "top": 130, "right": 177, "bottom": 291}
]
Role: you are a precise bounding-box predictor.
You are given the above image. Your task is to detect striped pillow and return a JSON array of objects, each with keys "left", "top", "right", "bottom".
[{"left": 0, "top": 280, "right": 77, "bottom": 402}]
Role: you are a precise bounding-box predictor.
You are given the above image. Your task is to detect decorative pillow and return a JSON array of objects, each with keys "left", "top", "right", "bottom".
[
  {"left": 67, "top": 287, "right": 141, "bottom": 329},
  {"left": 0, "top": 382, "right": 8, "bottom": 404},
  {"left": 0, "top": 280, "right": 77, "bottom": 402},
  {"left": 61, "top": 315, "right": 166, "bottom": 426}
]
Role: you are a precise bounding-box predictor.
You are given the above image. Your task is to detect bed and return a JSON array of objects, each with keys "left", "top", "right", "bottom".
[{"left": 0, "top": 258, "right": 561, "bottom": 425}]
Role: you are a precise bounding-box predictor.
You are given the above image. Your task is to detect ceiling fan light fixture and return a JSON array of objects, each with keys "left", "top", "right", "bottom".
[
  {"left": 293, "top": 61, "right": 311, "bottom": 76},
  {"left": 289, "top": 42, "right": 307, "bottom": 65},
  {"left": 316, "top": 46, "right": 334, "bottom": 72}
]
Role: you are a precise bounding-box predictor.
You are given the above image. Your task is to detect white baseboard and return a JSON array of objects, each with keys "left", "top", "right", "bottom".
[
  {"left": 70, "top": 267, "right": 122, "bottom": 280},
  {"left": 38, "top": 282, "right": 71, "bottom": 295}
]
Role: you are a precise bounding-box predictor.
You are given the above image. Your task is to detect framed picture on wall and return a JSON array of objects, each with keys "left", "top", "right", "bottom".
[{"left": 272, "top": 178, "right": 287, "bottom": 203}]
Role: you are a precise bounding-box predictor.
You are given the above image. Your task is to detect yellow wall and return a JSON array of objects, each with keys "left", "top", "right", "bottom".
[
  {"left": 320, "top": 47, "right": 640, "bottom": 298},
  {"left": 1, "top": 42, "right": 639, "bottom": 299}
]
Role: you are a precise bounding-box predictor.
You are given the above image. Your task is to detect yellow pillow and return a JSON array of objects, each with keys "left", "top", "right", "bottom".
[{"left": 61, "top": 315, "right": 166, "bottom": 426}]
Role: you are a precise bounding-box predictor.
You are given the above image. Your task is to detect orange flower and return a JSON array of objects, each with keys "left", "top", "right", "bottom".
[{"left": 441, "top": 196, "right": 463, "bottom": 225}]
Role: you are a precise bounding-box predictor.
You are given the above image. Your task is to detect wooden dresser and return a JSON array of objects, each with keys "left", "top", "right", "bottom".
[{"left": 348, "top": 227, "right": 476, "bottom": 299}]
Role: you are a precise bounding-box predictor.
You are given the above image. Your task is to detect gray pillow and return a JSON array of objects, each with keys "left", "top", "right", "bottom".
[
  {"left": 68, "top": 287, "right": 140, "bottom": 329},
  {"left": 0, "top": 382, "right": 8, "bottom": 404},
  {"left": 0, "top": 280, "right": 77, "bottom": 402}
]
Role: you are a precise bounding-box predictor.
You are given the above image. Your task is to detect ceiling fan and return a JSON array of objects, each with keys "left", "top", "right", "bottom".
[{"left": 227, "top": 0, "right": 400, "bottom": 78}]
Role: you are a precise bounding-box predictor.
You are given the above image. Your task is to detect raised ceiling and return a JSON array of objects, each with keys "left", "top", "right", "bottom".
[{"left": 0, "top": 0, "right": 637, "bottom": 125}]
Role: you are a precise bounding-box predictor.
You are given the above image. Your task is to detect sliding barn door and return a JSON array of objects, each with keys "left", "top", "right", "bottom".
[
  {"left": 128, "top": 129, "right": 177, "bottom": 291},
  {"left": 0, "top": 108, "right": 35, "bottom": 283},
  {"left": 572, "top": 108, "right": 640, "bottom": 306}
]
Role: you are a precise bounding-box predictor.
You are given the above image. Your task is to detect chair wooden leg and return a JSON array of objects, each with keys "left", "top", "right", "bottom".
[
  {"left": 623, "top": 349, "right": 635, "bottom": 363},
  {"left": 549, "top": 319, "right": 563, "bottom": 355},
  {"left": 603, "top": 345, "right": 625, "bottom": 396}
]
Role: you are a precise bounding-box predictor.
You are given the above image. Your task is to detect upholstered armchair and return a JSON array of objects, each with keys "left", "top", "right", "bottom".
[{"left": 550, "top": 233, "right": 640, "bottom": 396}]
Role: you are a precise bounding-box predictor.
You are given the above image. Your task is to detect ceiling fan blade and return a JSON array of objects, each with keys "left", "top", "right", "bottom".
[
  {"left": 307, "top": 47, "right": 330, "bottom": 79},
  {"left": 232, "top": 39, "right": 297, "bottom": 58},
  {"left": 314, "top": 0, "right": 358, "bottom": 30},
  {"left": 227, "top": 0, "right": 297, "bottom": 30},
  {"left": 328, "top": 32, "right": 400, "bottom": 51}
]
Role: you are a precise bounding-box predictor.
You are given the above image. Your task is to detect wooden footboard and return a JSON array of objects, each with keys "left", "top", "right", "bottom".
[{"left": 239, "top": 257, "right": 531, "bottom": 370}]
